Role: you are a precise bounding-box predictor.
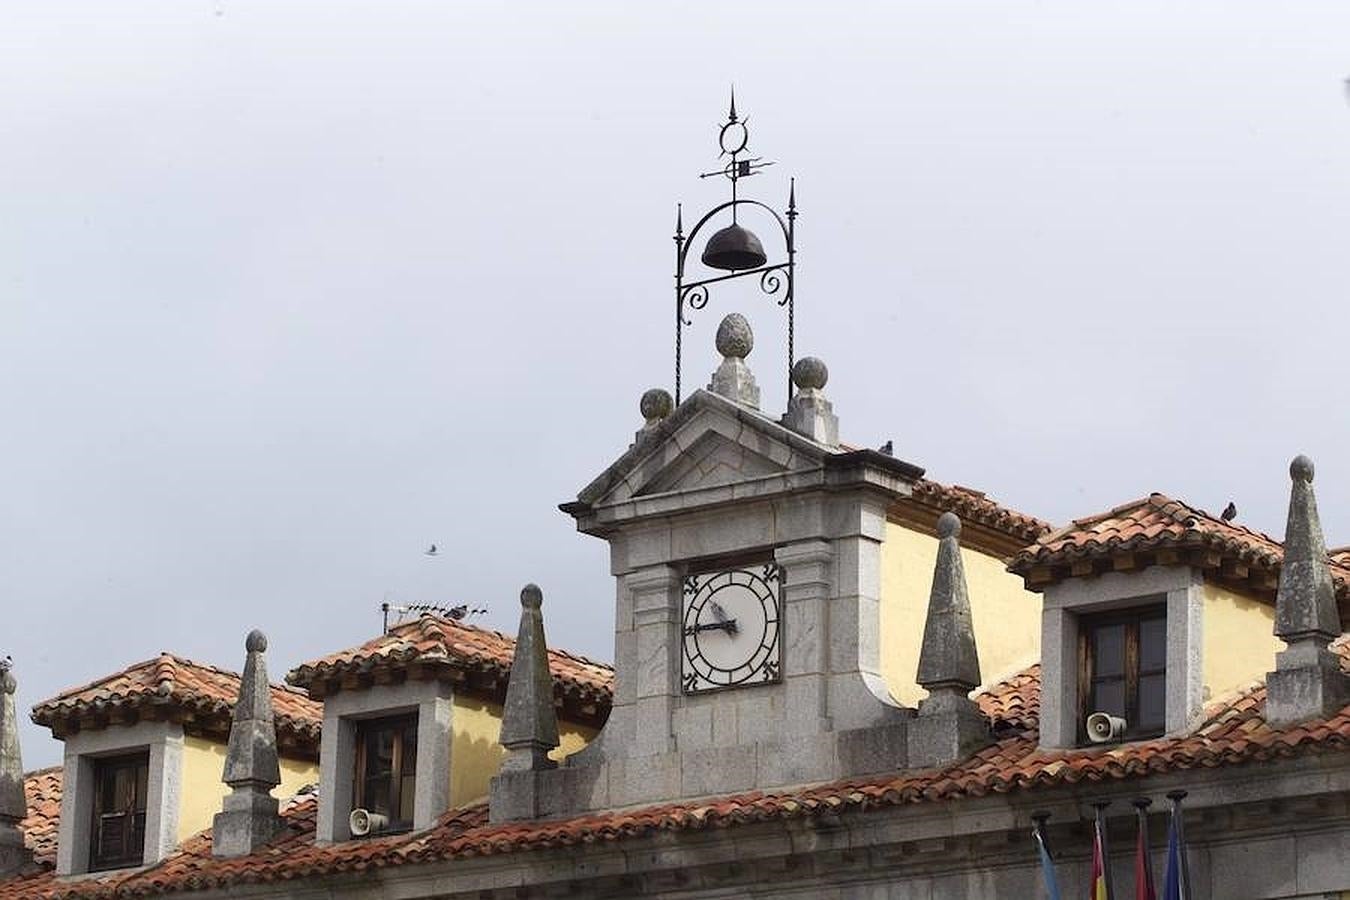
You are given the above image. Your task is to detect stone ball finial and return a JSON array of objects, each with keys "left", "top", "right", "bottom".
[
  {"left": 792, "top": 356, "right": 829, "bottom": 392},
  {"left": 1291, "top": 454, "right": 1315, "bottom": 483},
  {"left": 715, "top": 313, "right": 753, "bottom": 359},
  {"left": 639, "top": 388, "right": 673, "bottom": 422},
  {"left": 937, "top": 511, "right": 962, "bottom": 540},
  {"left": 245, "top": 629, "right": 268, "bottom": 653},
  {"left": 521, "top": 583, "right": 543, "bottom": 610}
]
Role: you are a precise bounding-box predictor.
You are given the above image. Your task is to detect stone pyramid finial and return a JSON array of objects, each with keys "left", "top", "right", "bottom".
[
  {"left": 916, "top": 513, "right": 983, "bottom": 707},
  {"left": 1266, "top": 456, "right": 1349, "bottom": 726},
  {"left": 1275, "top": 456, "right": 1341, "bottom": 641},
  {"left": 499, "top": 584, "right": 560, "bottom": 772},
  {"left": 212, "top": 630, "right": 283, "bottom": 858},
  {"left": 708, "top": 313, "right": 760, "bottom": 408},
  {"left": 782, "top": 356, "right": 838, "bottom": 446},
  {"left": 0, "top": 662, "right": 32, "bottom": 875},
  {"left": 908, "top": 513, "right": 989, "bottom": 767}
]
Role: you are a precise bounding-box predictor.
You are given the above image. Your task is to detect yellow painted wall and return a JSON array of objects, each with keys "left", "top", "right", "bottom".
[
  {"left": 879, "top": 521, "right": 1042, "bottom": 706},
  {"left": 178, "top": 736, "right": 319, "bottom": 842},
  {"left": 1200, "top": 581, "right": 1284, "bottom": 703},
  {"left": 448, "top": 695, "right": 595, "bottom": 807}
]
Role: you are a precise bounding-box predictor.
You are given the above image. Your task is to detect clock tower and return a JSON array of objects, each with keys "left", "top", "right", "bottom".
[
  {"left": 489, "top": 98, "right": 987, "bottom": 823},
  {"left": 547, "top": 329, "right": 925, "bottom": 813}
]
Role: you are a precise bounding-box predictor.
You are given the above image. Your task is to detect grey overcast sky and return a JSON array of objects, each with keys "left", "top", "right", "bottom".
[{"left": 3, "top": 2, "right": 1349, "bottom": 766}]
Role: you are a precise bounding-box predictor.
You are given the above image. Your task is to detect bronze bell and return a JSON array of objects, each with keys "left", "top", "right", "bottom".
[{"left": 701, "top": 223, "right": 767, "bottom": 271}]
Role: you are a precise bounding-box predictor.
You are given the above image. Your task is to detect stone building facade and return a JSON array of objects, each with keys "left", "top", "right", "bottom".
[
  {"left": 2, "top": 93, "right": 1348, "bottom": 895},
  {"left": 0, "top": 313, "right": 1345, "bottom": 899}
]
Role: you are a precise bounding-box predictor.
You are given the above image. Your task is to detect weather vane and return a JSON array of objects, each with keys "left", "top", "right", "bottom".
[{"left": 673, "top": 89, "right": 796, "bottom": 404}]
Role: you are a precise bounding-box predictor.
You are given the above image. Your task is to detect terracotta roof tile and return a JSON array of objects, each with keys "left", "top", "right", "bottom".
[
  {"left": 8, "top": 642, "right": 1347, "bottom": 898},
  {"left": 21, "top": 767, "right": 60, "bottom": 867},
  {"left": 30, "top": 654, "right": 321, "bottom": 752},
  {"left": 1010, "top": 493, "right": 1350, "bottom": 616},
  {"left": 976, "top": 664, "right": 1040, "bottom": 736},
  {"left": 286, "top": 616, "right": 613, "bottom": 726},
  {"left": 908, "top": 480, "right": 1053, "bottom": 543}
]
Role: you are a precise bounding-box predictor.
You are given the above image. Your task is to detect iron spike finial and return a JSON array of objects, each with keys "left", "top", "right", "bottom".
[
  {"left": 675, "top": 203, "right": 683, "bottom": 239},
  {"left": 728, "top": 84, "right": 737, "bottom": 123},
  {"left": 788, "top": 177, "right": 797, "bottom": 214}
]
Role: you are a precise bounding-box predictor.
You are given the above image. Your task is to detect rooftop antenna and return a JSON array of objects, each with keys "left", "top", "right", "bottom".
[{"left": 382, "top": 602, "right": 487, "bottom": 633}]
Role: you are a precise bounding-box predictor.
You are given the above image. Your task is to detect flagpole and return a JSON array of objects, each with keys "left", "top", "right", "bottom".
[
  {"left": 1132, "top": 798, "right": 1156, "bottom": 900},
  {"left": 1031, "top": 809, "right": 1053, "bottom": 854},
  {"left": 1092, "top": 801, "right": 1116, "bottom": 900},
  {"left": 1166, "top": 791, "right": 1192, "bottom": 900},
  {"left": 1031, "top": 810, "right": 1062, "bottom": 900}
]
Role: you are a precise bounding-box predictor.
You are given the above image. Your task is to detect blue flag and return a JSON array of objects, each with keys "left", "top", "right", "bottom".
[
  {"left": 1034, "top": 827, "right": 1063, "bottom": 900},
  {"left": 1162, "top": 814, "right": 1183, "bottom": 900}
]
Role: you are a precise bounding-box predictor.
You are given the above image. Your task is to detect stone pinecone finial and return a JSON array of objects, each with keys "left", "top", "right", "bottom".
[
  {"left": 499, "top": 584, "right": 561, "bottom": 772},
  {"left": 709, "top": 313, "right": 760, "bottom": 409}
]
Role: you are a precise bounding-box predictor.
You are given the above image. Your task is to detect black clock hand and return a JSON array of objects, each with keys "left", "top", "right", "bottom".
[
  {"left": 684, "top": 619, "right": 738, "bottom": 636},
  {"left": 709, "top": 601, "right": 740, "bottom": 636}
]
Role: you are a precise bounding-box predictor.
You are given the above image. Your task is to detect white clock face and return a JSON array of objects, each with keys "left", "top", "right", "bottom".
[{"left": 681, "top": 564, "right": 781, "bottom": 694}]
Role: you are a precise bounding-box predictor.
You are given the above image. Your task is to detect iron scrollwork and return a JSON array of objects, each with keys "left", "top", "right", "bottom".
[
  {"left": 672, "top": 97, "right": 797, "bottom": 404},
  {"left": 758, "top": 265, "right": 791, "bottom": 306},
  {"left": 680, "top": 283, "right": 710, "bottom": 326}
]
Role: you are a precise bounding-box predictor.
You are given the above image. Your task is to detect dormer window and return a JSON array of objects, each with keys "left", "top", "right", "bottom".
[
  {"left": 353, "top": 715, "right": 418, "bottom": 833},
  {"left": 1079, "top": 606, "right": 1166, "bottom": 743},
  {"left": 90, "top": 752, "right": 148, "bottom": 871}
]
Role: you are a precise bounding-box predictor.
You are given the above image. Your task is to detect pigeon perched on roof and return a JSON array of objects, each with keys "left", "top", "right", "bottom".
[
  {"left": 1221, "top": 502, "right": 1237, "bottom": 522},
  {"left": 878, "top": 440, "right": 893, "bottom": 457}
]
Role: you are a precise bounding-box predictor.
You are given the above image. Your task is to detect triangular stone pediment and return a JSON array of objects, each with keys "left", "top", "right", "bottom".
[
  {"left": 637, "top": 430, "right": 785, "bottom": 496},
  {"left": 575, "top": 390, "right": 834, "bottom": 509}
]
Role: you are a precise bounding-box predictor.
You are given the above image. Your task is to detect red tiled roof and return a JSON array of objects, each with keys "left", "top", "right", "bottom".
[
  {"left": 7, "top": 643, "right": 1347, "bottom": 899},
  {"left": 286, "top": 616, "right": 613, "bottom": 726},
  {"left": 30, "top": 654, "right": 321, "bottom": 753},
  {"left": 21, "top": 767, "right": 60, "bottom": 868},
  {"left": 906, "top": 479, "right": 1054, "bottom": 549},
  {"left": 1010, "top": 493, "right": 1350, "bottom": 613},
  {"left": 976, "top": 664, "right": 1040, "bottom": 735}
]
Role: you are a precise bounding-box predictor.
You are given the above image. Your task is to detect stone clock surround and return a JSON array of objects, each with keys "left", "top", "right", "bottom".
[{"left": 534, "top": 389, "right": 929, "bottom": 814}]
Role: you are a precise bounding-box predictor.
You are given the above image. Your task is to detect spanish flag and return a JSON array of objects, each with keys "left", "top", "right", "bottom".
[{"left": 1090, "top": 820, "right": 1110, "bottom": 900}]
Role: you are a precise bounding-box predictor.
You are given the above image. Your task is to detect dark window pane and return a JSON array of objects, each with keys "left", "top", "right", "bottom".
[
  {"left": 402, "top": 723, "right": 418, "bottom": 769},
  {"left": 100, "top": 815, "right": 125, "bottom": 859},
  {"left": 1139, "top": 616, "right": 1167, "bottom": 671},
  {"left": 1090, "top": 678, "right": 1125, "bottom": 717},
  {"left": 398, "top": 775, "right": 416, "bottom": 821},
  {"left": 354, "top": 716, "right": 418, "bottom": 830},
  {"left": 1093, "top": 624, "right": 1125, "bottom": 677},
  {"left": 1138, "top": 673, "right": 1166, "bottom": 729},
  {"left": 91, "top": 754, "right": 148, "bottom": 870},
  {"left": 363, "top": 774, "right": 392, "bottom": 815}
]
